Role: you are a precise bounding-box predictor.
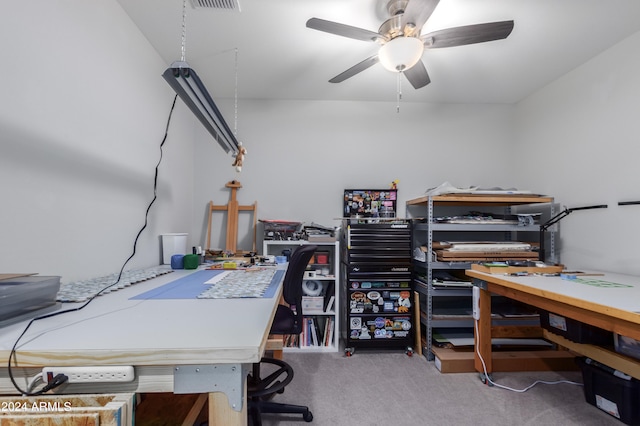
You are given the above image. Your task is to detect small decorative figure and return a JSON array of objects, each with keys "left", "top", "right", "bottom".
[
  {"left": 390, "top": 179, "right": 399, "bottom": 190},
  {"left": 232, "top": 142, "right": 247, "bottom": 172}
]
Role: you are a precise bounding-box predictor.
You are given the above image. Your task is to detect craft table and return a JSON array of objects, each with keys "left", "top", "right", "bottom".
[
  {"left": 466, "top": 270, "right": 640, "bottom": 380},
  {"left": 0, "top": 266, "right": 285, "bottom": 425}
]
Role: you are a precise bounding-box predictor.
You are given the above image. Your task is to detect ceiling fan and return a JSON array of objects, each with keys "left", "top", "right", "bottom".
[{"left": 306, "top": 0, "right": 514, "bottom": 89}]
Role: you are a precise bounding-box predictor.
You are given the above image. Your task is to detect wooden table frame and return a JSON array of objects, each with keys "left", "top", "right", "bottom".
[{"left": 467, "top": 270, "right": 640, "bottom": 380}]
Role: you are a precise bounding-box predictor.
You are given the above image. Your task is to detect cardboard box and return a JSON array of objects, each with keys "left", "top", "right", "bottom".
[
  {"left": 301, "top": 296, "right": 325, "bottom": 314},
  {"left": 432, "top": 347, "right": 475, "bottom": 373}
]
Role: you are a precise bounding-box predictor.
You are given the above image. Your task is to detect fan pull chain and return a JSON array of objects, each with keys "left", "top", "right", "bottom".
[
  {"left": 181, "top": 0, "right": 187, "bottom": 62},
  {"left": 396, "top": 71, "right": 403, "bottom": 113}
]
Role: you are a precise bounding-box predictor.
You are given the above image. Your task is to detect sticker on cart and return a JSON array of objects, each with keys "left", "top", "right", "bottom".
[
  {"left": 374, "top": 317, "right": 386, "bottom": 328},
  {"left": 359, "top": 328, "right": 371, "bottom": 339},
  {"left": 390, "top": 318, "right": 411, "bottom": 331},
  {"left": 351, "top": 291, "right": 366, "bottom": 301},
  {"left": 350, "top": 299, "right": 364, "bottom": 313},
  {"left": 397, "top": 291, "right": 411, "bottom": 313},
  {"left": 350, "top": 317, "right": 362, "bottom": 330},
  {"left": 351, "top": 282, "right": 360, "bottom": 289},
  {"left": 367, "top": 291, "right": 381, "bottom": 301},
  {"left": 383, "top": 301, "right": 395, "bottom": 312}
]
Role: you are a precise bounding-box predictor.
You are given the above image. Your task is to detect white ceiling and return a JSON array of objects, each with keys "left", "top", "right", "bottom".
[{"left": 116, "top": 0, "right": 640, "bottom": 104}]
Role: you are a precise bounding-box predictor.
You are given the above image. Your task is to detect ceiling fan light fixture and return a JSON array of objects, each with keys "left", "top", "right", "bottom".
[{"left": 378, "top": 36, "right": 424, "bottom": 72}]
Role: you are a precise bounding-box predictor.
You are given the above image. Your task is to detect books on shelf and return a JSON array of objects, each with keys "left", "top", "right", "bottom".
[
  {"left": 324, "top": 295, "right": 335, "bottom": 312},
  {"left": 286, "top": 316, "right": 334, "bottom": 348}
]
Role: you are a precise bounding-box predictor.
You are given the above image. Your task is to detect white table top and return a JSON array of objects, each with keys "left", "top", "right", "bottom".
[
  {"left": 467, "top": 270, "right": 640, "bottom": 324},
  {"left": 0, "top": 267, "right": 283, "bottom": 368}
]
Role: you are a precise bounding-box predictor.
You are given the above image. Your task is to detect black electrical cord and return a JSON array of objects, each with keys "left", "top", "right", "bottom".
[{"left": 7, "top": 94, "right": 179, "bottom": 395}]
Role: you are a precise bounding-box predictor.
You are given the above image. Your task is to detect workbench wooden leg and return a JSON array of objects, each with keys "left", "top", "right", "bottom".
[
  {"left": 266, "top": 336, "right": 284, "bottom": 360},
  {"left": 208, "top": 387, "right": 247, "bottom": 426},
  {"left": 474, "top": 287, "right": 493, "bottom": 375}
]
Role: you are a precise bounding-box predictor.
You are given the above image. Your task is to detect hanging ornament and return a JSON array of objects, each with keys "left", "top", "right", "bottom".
[{"left": 231, "top": 142, "right": 247, "bottom": 172}]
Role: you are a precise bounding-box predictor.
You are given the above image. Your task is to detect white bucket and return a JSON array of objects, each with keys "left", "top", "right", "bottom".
[{"left": 161, "top": 233, "right": 188, "bottom": 264}]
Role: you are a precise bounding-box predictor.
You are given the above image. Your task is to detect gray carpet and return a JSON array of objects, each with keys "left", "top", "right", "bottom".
[{"left": 260, "top": 351, "right": 621, "bottom": 426}]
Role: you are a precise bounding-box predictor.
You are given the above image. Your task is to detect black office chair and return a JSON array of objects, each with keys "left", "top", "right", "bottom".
[{"left": 247, "top": 244, "right": 317, "bottom": 425}]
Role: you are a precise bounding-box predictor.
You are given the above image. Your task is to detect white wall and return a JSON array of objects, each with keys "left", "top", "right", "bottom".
[
  {"left": 512, "top": 31, "right": 640, "bottom": 274},
  {"left": 5, "top": 1, "right": 636, "bottom": 282},
  {"left": 0, "top": 1, "right": 196, "bottom": 282},
  {"left": 193, "top": 99, "right": 515, "bottom": 251}
]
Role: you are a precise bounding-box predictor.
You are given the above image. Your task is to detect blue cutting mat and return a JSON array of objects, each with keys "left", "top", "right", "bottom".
[{"left": 130, "top": 269, "right": 284, "bottom": 300}]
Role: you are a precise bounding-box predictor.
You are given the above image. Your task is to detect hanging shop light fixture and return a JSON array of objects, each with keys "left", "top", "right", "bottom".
[{"left": 162, "top": 0, "right": 240, "bottom": 154}]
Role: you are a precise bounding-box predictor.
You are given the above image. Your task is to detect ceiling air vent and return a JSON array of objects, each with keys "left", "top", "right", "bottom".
[{"left": 190, "top": 0, "right": 240, "bottom": 10}]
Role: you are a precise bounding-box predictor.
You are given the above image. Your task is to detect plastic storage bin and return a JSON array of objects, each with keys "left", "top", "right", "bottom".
[
  {"left": 577, "top": 357, "right": 640, "bottom": 425},
  {"left": 0, "top": 275, "right": 61, "bottom": 321},
  {"left": 539, "top": 309, "right": 613, "bottom": 345},
  {"left": 615, "top": 334, "right": 640, "bottom": 361}
]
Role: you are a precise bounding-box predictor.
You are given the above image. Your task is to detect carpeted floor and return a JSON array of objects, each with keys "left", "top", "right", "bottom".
[{"left": 258, "top": 351, "right": 621, "bottom": 426}]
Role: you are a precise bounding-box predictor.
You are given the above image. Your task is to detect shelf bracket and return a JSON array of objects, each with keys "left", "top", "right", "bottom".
[{"left": 472, "top": 278, "right": 487, "bottom": 291}]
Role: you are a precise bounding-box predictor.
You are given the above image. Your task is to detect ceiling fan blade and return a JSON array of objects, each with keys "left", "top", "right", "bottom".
[
  {"left": 306, "top": 18, "right": 382, "bottom": 42},
  {"left": 421, "top": 20, "right": 514, "bottom": 49},
  {"left": 401, "top": 0, "right": 440, "bottom": 35},
  {"left": 403, "top": 60, "right": 431, "bottom": 89},
  {"left": 329, "top": 55, "right": 380, "bottom": 83}
]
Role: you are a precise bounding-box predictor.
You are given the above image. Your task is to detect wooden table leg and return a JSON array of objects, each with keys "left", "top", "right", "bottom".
[
  {"left": 208, "top": 386, "right": 247, "bottom": 426},
  {"left": 474, "top": 287, "right": 493, "bottom": 375}
]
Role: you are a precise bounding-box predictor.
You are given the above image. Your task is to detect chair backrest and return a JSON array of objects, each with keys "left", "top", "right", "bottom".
[{"left": 282, "top": 244, "right": 318, "bottom": 309}]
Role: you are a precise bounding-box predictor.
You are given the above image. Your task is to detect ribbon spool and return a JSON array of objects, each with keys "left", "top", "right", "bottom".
[
  {"left": 183, "top": 254, "right": 199, "bottom": 270},
  {"left": 302, "top": 280, "right": 323, "bottom": 296},
  {"left": 171, "top": 254, "right": 185, "bottom": 269}
]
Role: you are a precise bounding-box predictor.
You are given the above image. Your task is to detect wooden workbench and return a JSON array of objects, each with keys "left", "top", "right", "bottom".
[{"left": 466, "top": 269, "right": 640, "bottom": 379}]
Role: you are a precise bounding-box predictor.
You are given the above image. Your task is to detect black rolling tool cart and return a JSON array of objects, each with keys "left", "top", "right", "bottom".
[{"left": 340, "top": 218, "right": 414, "bottom": 356}]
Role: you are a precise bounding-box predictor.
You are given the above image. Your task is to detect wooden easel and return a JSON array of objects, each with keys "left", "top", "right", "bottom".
[{"left": 206, "top": 180, "right": 257, "bottom": 254}]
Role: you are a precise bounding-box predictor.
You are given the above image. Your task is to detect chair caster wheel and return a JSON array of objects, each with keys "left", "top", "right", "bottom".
[{"left": 303, "top": 410, "right": 313, "bottom": 422}]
